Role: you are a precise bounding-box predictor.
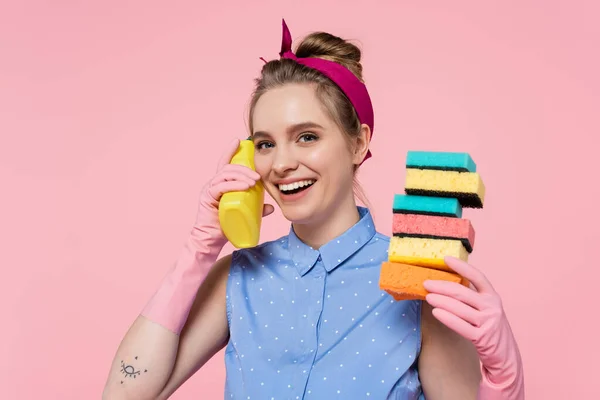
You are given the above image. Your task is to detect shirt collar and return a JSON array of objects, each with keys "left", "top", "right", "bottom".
[{"left": 287, "top": 206, "right": 377, "bottom": 276}]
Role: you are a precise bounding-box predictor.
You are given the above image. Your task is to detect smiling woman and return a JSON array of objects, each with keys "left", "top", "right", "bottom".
[
  {"left": 249, "top": 32, "right": 373, "bottom": 216},
  {"left": 249, "top": 82, "right": 370, "bottom": 236},
  {"left": 103, "top": 19, "right": 524, "bottom": 400}
]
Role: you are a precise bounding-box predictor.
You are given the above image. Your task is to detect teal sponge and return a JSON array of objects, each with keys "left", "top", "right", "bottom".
[
  {"left": 392, "top": 194, "right": 462, "bottom": 218},
  {"left": 406, "top": 151, "right": 477, "bottom": 172}
]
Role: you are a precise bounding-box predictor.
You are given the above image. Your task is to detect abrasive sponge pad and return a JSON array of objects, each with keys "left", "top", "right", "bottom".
[
  {"left": 405, "top": 168, "right": 485, "bottom": 208},
  {"left": 392, "top": 213, "right": 476, "bottom": 252},
  {"left": 406, "top": 151, "right": 477, "bottom": 172},
  {"left": 393, "top": 194, "right": 463, "bottom": 218},
  {"left": 379, "top": 261, "right": 469, "bottom": 301},
  {"left": 388, "top": 236, "right": 469, "bottom": 272}
]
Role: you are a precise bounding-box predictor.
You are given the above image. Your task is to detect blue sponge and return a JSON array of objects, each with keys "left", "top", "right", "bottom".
[
  {"left": 406, "top": 151, "right": 477, "bottom": 172},
  {"left": 392, "top": 194, "right": 462, "bottom": 218}
]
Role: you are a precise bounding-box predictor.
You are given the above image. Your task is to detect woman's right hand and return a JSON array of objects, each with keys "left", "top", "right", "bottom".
[{"left": 193, "top": 138, "right": 274, "bottom": 243}]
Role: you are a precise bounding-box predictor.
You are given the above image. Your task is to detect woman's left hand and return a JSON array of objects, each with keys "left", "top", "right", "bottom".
[{"left": 423, "top": 256, "right": 525, "bottom": 399}]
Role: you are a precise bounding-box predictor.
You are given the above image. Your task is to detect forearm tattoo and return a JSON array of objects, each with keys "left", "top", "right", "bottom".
[{"left": 119, "top": 356, "right": 147, "bottom": 384}]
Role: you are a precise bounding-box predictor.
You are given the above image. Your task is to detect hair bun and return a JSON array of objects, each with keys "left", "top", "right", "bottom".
[{"left": 295, "top": 32, "right": 363, "bottom": 82}]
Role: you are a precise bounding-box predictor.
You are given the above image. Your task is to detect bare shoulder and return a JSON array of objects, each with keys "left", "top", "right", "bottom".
[
  {"left": 418, "top": 301, "right": 481, "bottom": 400},
  {"left": 208, "top": 253, "right": 234, "bottom": 284}
]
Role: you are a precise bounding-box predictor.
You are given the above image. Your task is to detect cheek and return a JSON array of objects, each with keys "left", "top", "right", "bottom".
[
  {"left": 253, "top": 154, "right": 270, "bottom": 179},
  {"left": 305, "top": 144, "right": 352, "bottom": 176},
  {"left": 304, "top": 145, "right": 336, "bottom": 169}
]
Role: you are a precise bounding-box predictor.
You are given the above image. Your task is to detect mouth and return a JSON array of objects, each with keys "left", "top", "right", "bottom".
[{"left": 277, "top": 179, "right": 316, "bottom": 196}]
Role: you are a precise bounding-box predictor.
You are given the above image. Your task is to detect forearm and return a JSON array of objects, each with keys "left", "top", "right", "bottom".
[
  {"left": 477, "top": 348, "right": 525, "bottom": 400},
  {"left": 103, "top": 229, "right": 224, "bottom": 399},
  {"left": 476, "top": 320, "right": 525, "bottom": 400},
  {"left": 419, "top": 301, "right": 482, "bottom": 400},
  {"left": 102, "top": 316, "right": 179, "bottom": 400}
]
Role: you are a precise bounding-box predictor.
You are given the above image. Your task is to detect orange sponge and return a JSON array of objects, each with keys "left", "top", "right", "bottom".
[{"left": 379, "top": 261, "right": 469, "bottom": 301}]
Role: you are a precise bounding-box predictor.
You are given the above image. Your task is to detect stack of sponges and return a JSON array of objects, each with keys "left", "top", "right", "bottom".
[{"left": 379, "top": 151, "right": 486, "bottom": 301}]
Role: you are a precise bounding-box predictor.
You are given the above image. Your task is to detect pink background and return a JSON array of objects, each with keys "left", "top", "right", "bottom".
[{"left": 1, "top": 1, "right": 598, "bottom": 398}]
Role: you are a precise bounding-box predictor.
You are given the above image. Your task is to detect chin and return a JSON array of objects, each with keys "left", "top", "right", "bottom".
[
  {"left": 279, "top": 204, "right": 321, "bottom": 225},
  {"left": 270, "top": 183, "right": 324, "bottom": 225}
]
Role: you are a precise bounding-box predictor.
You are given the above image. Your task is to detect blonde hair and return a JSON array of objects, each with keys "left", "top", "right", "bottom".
[{"left": 248, "top": 31, "right": 371, "bottom": 209}]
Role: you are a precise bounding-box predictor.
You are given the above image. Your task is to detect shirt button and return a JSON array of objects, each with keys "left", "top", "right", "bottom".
[{"left": 317, "top": 255, "right": 322, "bottom": 261}]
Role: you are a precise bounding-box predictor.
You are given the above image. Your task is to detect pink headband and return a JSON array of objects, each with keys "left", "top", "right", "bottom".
[{"left": 263, "top": 19, "right": 375, "bottom": 164}]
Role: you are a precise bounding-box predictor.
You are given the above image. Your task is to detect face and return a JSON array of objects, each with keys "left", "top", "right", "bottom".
[{"left": 251, "top": 84, "right": 359, "bottom": 225}]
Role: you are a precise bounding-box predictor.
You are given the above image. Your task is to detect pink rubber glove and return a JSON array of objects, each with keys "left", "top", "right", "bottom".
[
  {"left": 141, "top": 138, "right": 273, "bottom": 334},
  {"left": 423, "top": 256, "right": 525, "bottom": 400}
]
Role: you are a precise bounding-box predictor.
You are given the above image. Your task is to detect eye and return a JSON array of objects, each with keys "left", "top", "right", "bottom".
[
  {"left": 298, "top": 133, "right": 318, "bottom": 143},
  {"left": 255, "top": 141, "right": 274, "bottom": 150}
]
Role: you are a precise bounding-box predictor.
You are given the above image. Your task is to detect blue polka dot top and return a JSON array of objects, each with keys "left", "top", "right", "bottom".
[{"left": 224, "top": 206, "right": 425, "bottom": 399}]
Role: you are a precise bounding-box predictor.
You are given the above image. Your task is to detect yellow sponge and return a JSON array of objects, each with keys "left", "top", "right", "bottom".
[
  {"left": 388, "top": 236, "right": 469, "bottom": 272},
  {"left": 405, "top": 168, "right": 485, "bottom": 208}
]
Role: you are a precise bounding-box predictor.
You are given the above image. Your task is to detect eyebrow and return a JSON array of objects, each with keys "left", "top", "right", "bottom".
[{"left": 253, "top": 121, "right": 325, "bottom": 139}]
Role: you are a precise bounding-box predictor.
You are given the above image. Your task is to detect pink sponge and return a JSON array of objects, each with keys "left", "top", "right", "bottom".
[{"left": 392, "top": 213, "right": 476, "bottom": 253}]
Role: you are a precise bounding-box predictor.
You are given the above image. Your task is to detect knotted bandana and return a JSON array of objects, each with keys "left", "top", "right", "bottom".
[{"left": 262, "top": 19, "right": 375, "bottom": 164}]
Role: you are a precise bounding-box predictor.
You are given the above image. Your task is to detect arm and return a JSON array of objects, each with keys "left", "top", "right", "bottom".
[
  {"left": 423, "top": 256, "right": 525, "bottom": 400},
  {"left": 156, "top": 254, "right": 231, "bottom": 399},
  {"left": 419, "top": 301, "right": 482, "bottom": 400},
  {"left": 102, "top": 138, "right": 267, "bottom": 399},
  {"left": 102, "top": 254, "right": 231, "bottom": 400},
  {"left": 102, "top": 139, "right": 271, "bottom": 399}
]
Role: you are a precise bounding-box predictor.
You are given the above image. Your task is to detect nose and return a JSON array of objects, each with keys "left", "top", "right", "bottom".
[{"left": 271, "top": 145, "right": 299, "bottom": 176}]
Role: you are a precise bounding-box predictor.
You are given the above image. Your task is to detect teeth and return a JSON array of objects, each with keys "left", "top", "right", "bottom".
[{"left": 278, "top": 180, "right": 315, "bottom": 192}]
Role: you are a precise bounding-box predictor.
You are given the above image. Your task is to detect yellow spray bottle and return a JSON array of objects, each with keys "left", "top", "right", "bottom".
[{"left": 218, "top": 137, "right": 265, "bottom": 248}]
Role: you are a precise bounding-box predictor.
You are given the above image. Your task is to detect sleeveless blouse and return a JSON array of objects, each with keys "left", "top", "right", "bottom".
[{"left": 224, "top": 207, "right": 425, "bottom": 399}]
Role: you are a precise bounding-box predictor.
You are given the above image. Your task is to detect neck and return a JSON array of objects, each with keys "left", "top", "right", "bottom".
[{"left": 292, "top": 195, "right": 361, "bottom": 250}]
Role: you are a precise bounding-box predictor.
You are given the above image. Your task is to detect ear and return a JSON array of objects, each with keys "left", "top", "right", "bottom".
[{"left": 352, "top": 124, "right": 371, "bottom": 165}]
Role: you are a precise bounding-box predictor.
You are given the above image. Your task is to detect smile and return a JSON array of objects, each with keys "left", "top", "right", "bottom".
[{"left": 278, "top": 179, "right": 315, "bottom": 195}]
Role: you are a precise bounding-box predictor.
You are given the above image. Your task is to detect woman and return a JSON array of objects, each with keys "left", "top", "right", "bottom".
[{"left": 103, "top": 20, "right": 524, "bottom": 400}]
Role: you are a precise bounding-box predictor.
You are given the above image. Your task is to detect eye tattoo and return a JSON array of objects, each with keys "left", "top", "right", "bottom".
[{"left": 120, "top": 356, "right": 148, "bottom": 384}]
